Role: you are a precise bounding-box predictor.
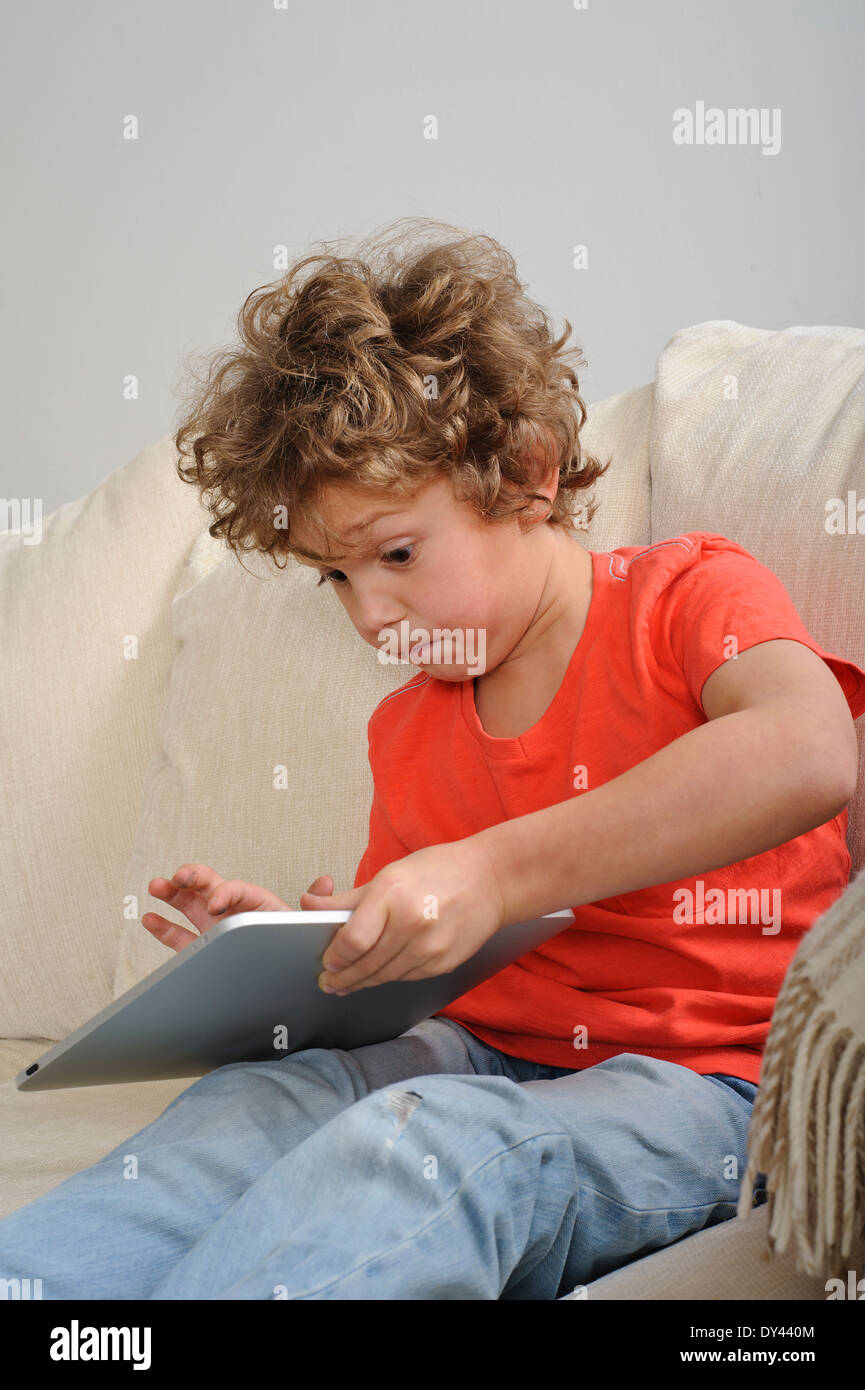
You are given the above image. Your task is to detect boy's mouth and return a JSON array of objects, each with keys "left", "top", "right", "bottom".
[{"left": 376, "top": 620, "right": 487, "bottom": 675}]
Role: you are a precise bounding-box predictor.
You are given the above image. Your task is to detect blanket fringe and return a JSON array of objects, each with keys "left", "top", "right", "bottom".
[{"left": 738, "top": 963, "right": 865, "bottom": 1282}]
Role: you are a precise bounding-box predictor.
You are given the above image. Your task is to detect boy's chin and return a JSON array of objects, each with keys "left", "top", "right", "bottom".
[{"left": 410, "top": 660, "right": 484, "bottom": 682}]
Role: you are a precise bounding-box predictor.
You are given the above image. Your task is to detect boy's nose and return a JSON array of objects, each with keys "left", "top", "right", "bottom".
[
  {"left": 352, "top": 596, "right": 406, "bottom": 644},
  {"left": 352, "top": 611, "right": 402, "bottom": 646},
  {"left": 369, "top": 619, "right": 409, "bottom": 649}
]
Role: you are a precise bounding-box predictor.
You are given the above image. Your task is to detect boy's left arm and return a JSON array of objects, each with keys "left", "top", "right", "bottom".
[{"left": 472, "top": 639, "right": 860, "bottom": 925}]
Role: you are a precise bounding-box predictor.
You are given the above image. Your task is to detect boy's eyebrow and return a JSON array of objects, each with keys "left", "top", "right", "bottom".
[
  {"left": 295, "top": 509, "right": 412, "bottom": 565},
  {"left": 343, "top": 508, "right": 406, "bottom": 537}
]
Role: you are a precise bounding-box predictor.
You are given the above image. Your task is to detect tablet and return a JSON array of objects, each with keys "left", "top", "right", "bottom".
[{"left": 15, "top": 908, "right": 576, "bottom": 1091}]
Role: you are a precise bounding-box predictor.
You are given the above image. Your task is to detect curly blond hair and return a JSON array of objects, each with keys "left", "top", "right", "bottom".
[{"left": 172, "top": 217, "right": 610, "bottom": 569}]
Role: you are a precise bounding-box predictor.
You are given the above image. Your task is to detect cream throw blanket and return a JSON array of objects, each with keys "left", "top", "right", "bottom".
[{"left": 737, "top": 860, "right": 865, "bottom": 1280}]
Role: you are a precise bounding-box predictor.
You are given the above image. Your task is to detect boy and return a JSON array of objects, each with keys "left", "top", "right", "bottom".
[{"left": 2, "top": 220, "right": 864, "bottom": 1300}]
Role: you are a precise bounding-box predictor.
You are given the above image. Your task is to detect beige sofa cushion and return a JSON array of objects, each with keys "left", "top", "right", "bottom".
[
  {"left": 560, "top": 1200, "right": 865, "bottom": 1300},
  {"left": 649, "top": 321, "right": 865, "bottom": 871},
  {"left": 577, "top": 382, "right": 654, "bottom": 555},
  {"left": 0, "top": 436, "right": 207, "bottom": 1041},
  {"left": 113, "top": 384, "right": 655, "bottom": 996}
]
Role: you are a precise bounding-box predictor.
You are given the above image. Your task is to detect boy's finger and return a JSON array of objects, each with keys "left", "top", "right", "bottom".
[
  {"left": 205, "top": 880, "right": 259, "bottom": 915},
  {"left": 319, "top": 899, "right": 385, "bottom": 973},
  {"left": 305, "top": 875, "right": 334, "bottom": 895},
  {"left": 302, "top": 887, "right": 363, "bottom": 912},
  {"left": 141, "top": 912, "right": 199, "bottom": 952},
  {"left": 171, "top": 864, "right": 226, "bottom": 893},
  {"left": 147, "top": 877, "right": 219, "bottom": 933},
  {"left": 322, "top": 938, "right": 418, "bottom": 994},
  {"left": 148, "top": 876, "right": 200, "bottom": 902}
]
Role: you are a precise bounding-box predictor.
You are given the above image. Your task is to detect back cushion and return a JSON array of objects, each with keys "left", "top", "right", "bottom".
[
  {"left": 0, "top": 435, "right": 207, "bottom": 1039},
  {"left": 649, "top": 321, "right": 865, "bottom": 871}
]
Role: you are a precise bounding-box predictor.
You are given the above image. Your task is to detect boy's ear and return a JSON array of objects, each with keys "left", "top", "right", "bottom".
[
  {"left": 525, "top": 428, "right": 560, "bottom": 496},
  {"left": 520, "top": 432, "right": 560, "bottom": 524},
  {"left": 511, "top": 489, "right": 554, "bottom": 533}
]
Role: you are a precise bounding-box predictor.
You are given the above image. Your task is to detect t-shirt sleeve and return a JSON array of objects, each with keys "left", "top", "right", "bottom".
[
  {"left": 655, "top": 535, "right": 865, "bottom": 721},
  {"left": 352, "top": 783, "right": 411, "bottom": 888},
  {"left": 352, "top": 708, "right": 411, "bottom": 888}
]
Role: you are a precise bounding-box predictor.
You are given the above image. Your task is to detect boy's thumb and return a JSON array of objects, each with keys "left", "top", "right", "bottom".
[
  {"left": 305, "top": 874, "right": 334, "bottom": 895},
  {"left": 302, "top": 886, "right": 363, "bottom": 911}
]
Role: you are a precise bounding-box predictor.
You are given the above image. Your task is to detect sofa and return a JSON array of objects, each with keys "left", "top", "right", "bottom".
[{"left": 1, "top": 318, "right": 863, "bottom": 1300}]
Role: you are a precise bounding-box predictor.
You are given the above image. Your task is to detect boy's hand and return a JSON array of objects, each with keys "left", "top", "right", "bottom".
[
  {"left": 142, "top": 863, "right": 290, "bottom": 952},
  {"left": 301, "top": 838, "right": 506, "bottom": 995}
]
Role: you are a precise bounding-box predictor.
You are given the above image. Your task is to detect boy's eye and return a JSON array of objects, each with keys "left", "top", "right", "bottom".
[{"left": 316, "top": 544, "right": 416, "bottom": 587}]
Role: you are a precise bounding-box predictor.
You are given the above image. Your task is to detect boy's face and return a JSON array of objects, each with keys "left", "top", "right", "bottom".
[{"left": 291, "top": 472, "right": 568, "bottom": 682}]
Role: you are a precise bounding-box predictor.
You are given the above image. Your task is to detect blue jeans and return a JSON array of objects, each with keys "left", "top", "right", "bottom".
[{"left": 0, "top": 1017, "right": 766, "bottom": 1300}]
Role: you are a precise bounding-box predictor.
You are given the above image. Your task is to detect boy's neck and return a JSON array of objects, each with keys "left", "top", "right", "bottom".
[{"left": 473, "top": 533, "right": 594, "bottom": 736}]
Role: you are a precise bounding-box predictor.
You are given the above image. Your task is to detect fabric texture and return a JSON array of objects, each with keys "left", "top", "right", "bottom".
[
  {"left": 737, "top": 858, "right": 865, "bottom": 1280},
  {"left": 0, "top": 434, "right": 207, "bottom": 1041},
  {"left": 649, "top": 319, "right": 865, "bottom": 873},
  {"left": 645, "top": 319, "right": 865, "bottom": 1287},
  {"left": 355, "top": 531, "right": 865, "bottom": 1082},
  {"left": 0, "top": 1016, "right": 762, "bottom": 1300},
  {"left": 0, "top": 1036, "right": 832, "bottom": 1297}
]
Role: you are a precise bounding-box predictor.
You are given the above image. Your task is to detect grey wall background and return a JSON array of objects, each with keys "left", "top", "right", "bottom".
[{"left": 1, "top": 0, "right": 862, "bottom": 519}]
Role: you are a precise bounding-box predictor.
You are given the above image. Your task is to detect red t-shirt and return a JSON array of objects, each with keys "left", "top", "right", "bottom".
[{"left": 352, "top": 532, "right": 865, "bottom": 1084}]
